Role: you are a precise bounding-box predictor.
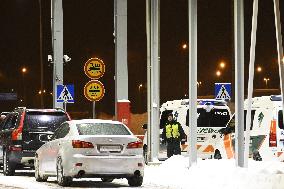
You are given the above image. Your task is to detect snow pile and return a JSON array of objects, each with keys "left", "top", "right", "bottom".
[{"left": 144, "top": 155, "right": 284, "bottom": 189}]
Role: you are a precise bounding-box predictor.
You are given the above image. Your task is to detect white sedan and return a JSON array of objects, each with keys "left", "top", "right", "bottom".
[{"left": 34, "top": 119, "right": 144, "bottom": 187}]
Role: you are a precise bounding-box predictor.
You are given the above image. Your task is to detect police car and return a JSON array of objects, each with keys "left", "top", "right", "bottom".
[
  {"left": 143, "top": 99, "right": 232, "bottom": 161},
  {"left": 219, "top": 95, "right": 284, "bottom": 161}
]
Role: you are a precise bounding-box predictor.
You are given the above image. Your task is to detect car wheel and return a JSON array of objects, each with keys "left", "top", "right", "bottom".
[
  {"left": 35, "top": 156, "right": 47, "bottom": 182},
  {"left": 101, "top": 178, "right": 114, "bottom": 182},
  {"left": 56, "top": 157, "right": 72, "bottom": 186},
  {"left": 213, "top": 149, "right": 222, "bottom": 160},
  {"left": 143, "top": 145, "right": 148, "bottom": 165},
  {"left": 3, "top": 150, "right": 15, "bottom": 176},
  {"left": 127, "top": 176, "right": 143, "bottom": 187}
]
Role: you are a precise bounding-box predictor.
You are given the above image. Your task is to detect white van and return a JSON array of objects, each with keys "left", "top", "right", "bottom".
[
  {"left": 219, "top": 95, "right": 284, "bottom": 161},
  {"left": 143, "top": 99, "right": 232, "bottom": 161}
]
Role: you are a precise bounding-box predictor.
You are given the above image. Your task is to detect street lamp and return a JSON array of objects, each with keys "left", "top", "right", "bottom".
[
  {"left": 182, "top": 43, "right": 187, "bottom": 50},
  {"left": 197, "top": 81, "right": 202, "bottom": 88},
  {"left": 22, "top": 67, "right": 27, "bottom": 73},
  {"left": 257, "top": 66, "right": 262, "bottom": 72},
  {"left": 138, "top": 84, "right": 143, "bottom": 91},
  {"left": 21, "top": 67, "right": 27, "bottom": 106},
  {"left": 216, "top": 70, "right": 221, "bottom": 77},
  {"left": 219, "top": 61, "right": 226, "bottom": 69},
  {"left": 263, "top": 78, "right": 270, "bottom": 88}
]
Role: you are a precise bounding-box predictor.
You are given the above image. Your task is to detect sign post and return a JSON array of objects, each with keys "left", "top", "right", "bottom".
[{"left": 84, "top": 58, "right": 105, "bottom": 118}]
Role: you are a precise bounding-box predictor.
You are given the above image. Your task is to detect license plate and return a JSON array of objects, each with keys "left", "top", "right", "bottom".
[{"left": 100, "top": 145, "right": 121, "bottom": 152}]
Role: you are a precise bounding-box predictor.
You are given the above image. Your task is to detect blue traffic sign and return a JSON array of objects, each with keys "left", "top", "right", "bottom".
[
  {"left": 56, "top": 84, "right": 74, "bottom": 103},
  {"left": 215, "top": 83, "right": 231, "bottom": 100}
]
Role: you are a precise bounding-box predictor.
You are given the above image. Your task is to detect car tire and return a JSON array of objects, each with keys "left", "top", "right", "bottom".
[
  {"left": 3, "top": 150, "right": 15, "bottom": 176},
  {"left": 127, "top": 175, "right": 143, "bottom": 187},
  {"left": 101, "top": 178, "right": 114, "bottom": 182},
  {"left": 56, "top": 157, "right": 72, "bottom": 186},
  {"left": 35, "top": 156, "right": 47, "bottom": 182},
  {"left": 213, "top": 149, "right": 222, "bottom": 160}
]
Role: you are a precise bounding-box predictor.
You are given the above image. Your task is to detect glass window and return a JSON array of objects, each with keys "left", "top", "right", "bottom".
[
  {"left": 195, "top": 108, "right": 230, "bottom": 128},
  {"left": 3, "top": 113, "right": 18, "bottom": 130},
  {"left": 244, "top": 110, "right": 256, "bottom": 131},
  {"left": 76, "top": 123, "right": 131, "bottom": 135},
  {"left": 24, "top": 112, "right": 68, "bottom": 131}
]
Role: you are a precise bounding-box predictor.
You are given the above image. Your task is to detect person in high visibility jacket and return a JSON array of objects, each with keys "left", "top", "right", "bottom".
[{"left": 162, "top": 113, "right": 186, "bottom": 158}]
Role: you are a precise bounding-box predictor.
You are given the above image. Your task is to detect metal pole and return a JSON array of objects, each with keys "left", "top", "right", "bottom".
[
  {"left": 150, "top": 0, "right": 160, "bottom": 162},
  {"left": 63, "top": 101, "right": 67, "bottom": 112},
  {"left": 234, "top": 0, "right": 245, "bottom": 167},
  {"left": 39, "top": 0, "right": 44, "bottom": 108},
  {"left": 93, "top": 102, "right": 95, "bottom": 119},
  {"left": 245, "top": 0, "right": 259, "bottom": 168},
  {"left": 188, "top": 0, "right": 198, "bottom": 167},
  {"left": 51, "top": 0, "right": 64, "bottom": 109},
  {"left": 146, "top": 0, "right": 152, "bottom": 163},
  {"left": 273, "top": 0, "right": 284, "bottom": 114}
]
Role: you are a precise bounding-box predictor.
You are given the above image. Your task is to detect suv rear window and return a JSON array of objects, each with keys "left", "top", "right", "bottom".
[
  {"left": 76, "top": 123, "right": 131, "bottom": 135},
  {"left": 24, "top": 111, "right": 68, "bottom": 131}
]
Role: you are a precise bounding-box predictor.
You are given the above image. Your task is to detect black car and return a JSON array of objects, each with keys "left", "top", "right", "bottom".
[{"left": 0, "top": 107, "right": 70, "bottom": 176}]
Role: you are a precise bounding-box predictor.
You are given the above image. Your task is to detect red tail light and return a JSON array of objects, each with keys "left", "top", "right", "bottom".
[
  {"left": 9, "top": 145, "right": 22, "bottom": 151},
  {"left": 127, "top": 140, "right": 143, "bottom": 149},
  {"left": 269, "top": 120, "right": 277, "bottom": 147},
  {"left": 12, "top": 112, "right": 25, "bottom": 141},
  {"left": 72, "top": 140, "right": 94, "bottom": 148}
]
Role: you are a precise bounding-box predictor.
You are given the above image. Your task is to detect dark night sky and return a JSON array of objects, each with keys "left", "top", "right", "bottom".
[{"left": 0, "top": 0, "right": 284, "bottom": 116}]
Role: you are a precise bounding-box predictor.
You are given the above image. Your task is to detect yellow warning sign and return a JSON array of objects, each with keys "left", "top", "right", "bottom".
[
  {"left": 84, "top": 58, "right": 105, "bottom": 79},
  {"left": 84, "top": 80, "right": 105, "bottom": 102}
]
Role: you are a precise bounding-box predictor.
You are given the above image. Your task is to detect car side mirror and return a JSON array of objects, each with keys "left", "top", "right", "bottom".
[{"left": 142, "top": 124, "right": 147, "bottom": 130}]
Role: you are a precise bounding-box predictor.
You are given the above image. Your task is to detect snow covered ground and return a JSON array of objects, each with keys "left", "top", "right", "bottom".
[
  {"left": 0, "top": 156, "right": 284, "bottom": 189},
  {"left": 144, "top": 156, "right": 284, "bottom": 189}
]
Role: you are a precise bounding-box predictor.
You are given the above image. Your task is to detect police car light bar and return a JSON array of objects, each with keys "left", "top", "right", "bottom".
[
  {"left": 270, "top": 95, "right": 282, "bottom": 101},
  {"left": 181, "top": 99, "right": 227, "bottom": 106}
]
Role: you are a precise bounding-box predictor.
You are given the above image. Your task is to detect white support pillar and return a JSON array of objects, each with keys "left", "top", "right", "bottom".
[
  {"left": 273, "top": 0, "right": 284, "bottom": 112},
  {"left": 146, "top": 0, "right": 152, "bottom": 162},
  {"left": 188, "top": 0, "right": 198, "bottom": 166},
  {"left": 51, "top": 0, "right": 64, "bottom": 109},
  {"left": 245, "top": 0, "right": 259, "bottom": 168},
  {"left": 149, "top": 0, "right": 160, "bottom": 162},
  {"left": 234, "top": 0, "right": 245, "bottom": 167},
  {"left": 114, "top": 0, "right": 131, "bottom": 128}
]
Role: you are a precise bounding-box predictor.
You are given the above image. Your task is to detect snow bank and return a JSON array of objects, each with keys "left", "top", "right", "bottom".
[{"left": 144, "top": 155, "right": 284, "bottom": 189}]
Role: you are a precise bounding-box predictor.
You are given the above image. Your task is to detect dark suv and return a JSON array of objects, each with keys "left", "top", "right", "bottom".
[{"left": 0, "top": 107, "right": 70, "bottom": 175}]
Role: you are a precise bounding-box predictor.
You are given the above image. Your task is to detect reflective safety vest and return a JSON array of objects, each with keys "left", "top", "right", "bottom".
[{"left": 165, "top": 123, "right": 180, "bottom": 139}]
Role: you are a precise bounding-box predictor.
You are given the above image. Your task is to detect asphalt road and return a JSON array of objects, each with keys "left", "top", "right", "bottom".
[{"left": 0, "top": 170, "right": 170, "bottom": 189}]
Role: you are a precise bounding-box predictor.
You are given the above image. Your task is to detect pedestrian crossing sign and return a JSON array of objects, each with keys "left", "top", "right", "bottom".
[
  {"left": 56, "top": 84, "right": 74, "bottom": 103},
  {"left": 215, "top": 83, "right": 231, "bottom": 100}
]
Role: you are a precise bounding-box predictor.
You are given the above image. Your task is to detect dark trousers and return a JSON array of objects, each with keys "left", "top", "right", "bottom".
[{"left": 167, "top": 140, "right": 181, "bottom": 158}]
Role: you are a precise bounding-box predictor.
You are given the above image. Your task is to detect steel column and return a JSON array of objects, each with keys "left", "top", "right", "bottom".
[
  {"left": 245, "top": 0, "right": 259, "bottom": 168},
  {"left": 149, "top": 0, "right": 160, "bottom": 162},
  {"left": 234, "top": 0, "right": 245, "bottom": 167},
  {"left": 273, "top": 0, "right": 284, "bottom": 117},
  {"left": 188, "top": 0, "right": 198, "bottom": 166},
  {"left": 51, "top": 0, "right": 64, "bottom": 109}
]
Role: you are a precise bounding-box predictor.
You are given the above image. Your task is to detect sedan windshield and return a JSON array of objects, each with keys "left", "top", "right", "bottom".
[{"left": 76, "top": 123, "right": 131, "bottom": 135}]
